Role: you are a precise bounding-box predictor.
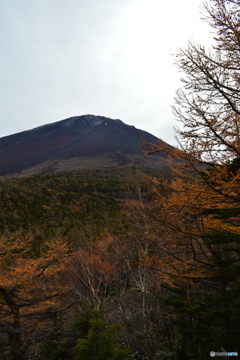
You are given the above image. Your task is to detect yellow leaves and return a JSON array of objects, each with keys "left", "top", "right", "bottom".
[
  {"left": 0, "top": 234, "right": 70, "bottom": 357},
  {"left": 0, "top": 235, "right": 70, "bottom": 291},
  {"left": 69, "top": 248, "right": 114, "bottom": 279},
  {"left": 149, "top": 147, "right": 240, "bottom": 291},
  {"left": 47, "top": 237, "right": 70, "bottom": 256},
  {"left": 95, "top": 232, "right": 114, "bottom": 253},
  {"left": 42, "top": 204, "right": 51, "bottom": 210},
  {"left": 71, "top": 204, "right": 80, "bottom": 212}
]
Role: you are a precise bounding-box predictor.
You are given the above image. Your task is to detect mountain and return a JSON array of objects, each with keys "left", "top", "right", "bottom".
[{"left": 0, "top": 115, "right": 169, "bottom": 177}]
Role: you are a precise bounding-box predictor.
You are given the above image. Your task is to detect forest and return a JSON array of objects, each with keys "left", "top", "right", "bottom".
[{"left": 1, "top": 0, "right": 240, "bottom": 359}]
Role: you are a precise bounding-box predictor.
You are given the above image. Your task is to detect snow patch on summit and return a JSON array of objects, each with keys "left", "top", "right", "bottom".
[
  {"left": 92, "top": 118, "right": 104, "bottom": 126},
  {"left": 82, "top": 115, "right": 105, "bottom": 126}
]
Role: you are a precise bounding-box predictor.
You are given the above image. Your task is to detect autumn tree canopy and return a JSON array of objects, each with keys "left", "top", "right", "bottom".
[
  {"left": 143, "top": 0, "right": 240, "bottom": 358},
  {"left": 173, "top": 0, "right": 240, "bottom": 164},
  {"left": 0, "top": 236, "right": 70, "bottom": 360}
]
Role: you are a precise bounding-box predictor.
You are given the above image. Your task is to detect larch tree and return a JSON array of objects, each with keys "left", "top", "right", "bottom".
[
  {"left": 144, "top": 0, "right": 240, "bottom": 358},
  {"left": 0, "top": 235, "right": 70, "bottom": 360}
]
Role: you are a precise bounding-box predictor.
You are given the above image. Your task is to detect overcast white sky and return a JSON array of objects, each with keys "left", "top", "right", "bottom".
[{"left": 0, "top": 0, "right": 213, "bottom": 145}]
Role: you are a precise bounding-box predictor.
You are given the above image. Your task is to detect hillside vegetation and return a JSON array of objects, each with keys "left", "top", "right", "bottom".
[
  {"left": 0, "top": 167, "right": 173, "bottom": 360},
  {"left": 1, "top": 1, "right": 240, "bottom": 358}
]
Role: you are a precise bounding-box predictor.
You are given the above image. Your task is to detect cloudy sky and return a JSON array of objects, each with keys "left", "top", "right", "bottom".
[{"left": 0, "top": 0, "right": 213, "bottom": 145}]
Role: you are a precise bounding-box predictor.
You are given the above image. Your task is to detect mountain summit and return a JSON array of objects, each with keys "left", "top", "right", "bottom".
[{"left": 0, "top": 115, "right": 168, "bottom": 176}]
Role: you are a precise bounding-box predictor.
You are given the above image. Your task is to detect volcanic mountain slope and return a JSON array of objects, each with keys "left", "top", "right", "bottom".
[{"left": 0, "top": 115, "right": 170, "bottom": 176}]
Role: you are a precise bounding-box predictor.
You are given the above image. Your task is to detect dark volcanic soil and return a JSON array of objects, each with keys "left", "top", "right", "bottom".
[{"left": 0, "top": 115, "right": 168, "bottom": 176}]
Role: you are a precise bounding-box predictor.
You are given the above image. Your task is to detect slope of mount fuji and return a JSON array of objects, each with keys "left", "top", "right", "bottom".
[{"left": 0, "top": 115, "right": 169, "bottom": 176}]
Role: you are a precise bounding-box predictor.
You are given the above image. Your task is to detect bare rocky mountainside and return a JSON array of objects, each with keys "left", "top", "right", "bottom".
[{"left": 0, "top": 115, "right": 169, "bottom": 176}]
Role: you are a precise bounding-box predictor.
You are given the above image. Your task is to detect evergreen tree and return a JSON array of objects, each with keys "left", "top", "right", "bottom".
[{"left": 75, "top": 308, "right": 130, "bottom": 360}]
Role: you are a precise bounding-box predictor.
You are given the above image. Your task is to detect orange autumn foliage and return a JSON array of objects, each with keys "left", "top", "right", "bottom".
[{"left": 0, "top": 235, "right": 70, "bottom": 360}]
